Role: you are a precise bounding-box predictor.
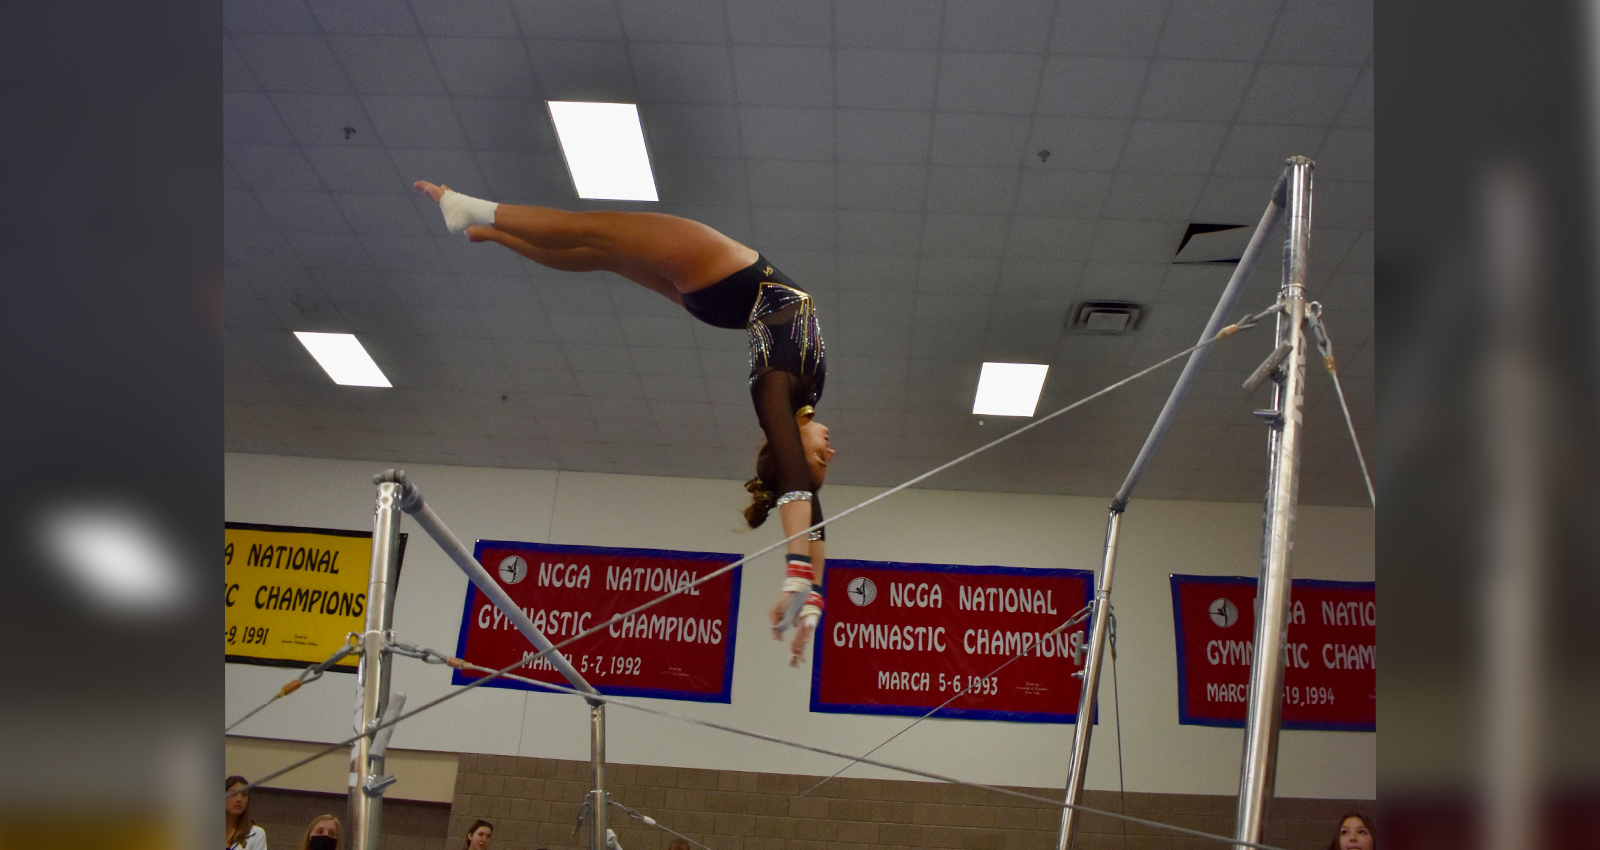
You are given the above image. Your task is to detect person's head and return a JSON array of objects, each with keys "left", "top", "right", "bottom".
[
  {"left": 744, "top": 415, "right": 835, "bottom": 528},
  {"left": 1328, "top": 813, "right": 1375, "bottom": 850},
  {"left": 225, "top": 776, "right": 253, "bottom": 843},
  {"left": 667, "top": 841, "right": 691, "bottom": 850},
  {"left": 301, "top": 814, "right": 340, "bottom": 850},
  {"left": 465, "top": 820, "right": 493, "bottom": 850}
]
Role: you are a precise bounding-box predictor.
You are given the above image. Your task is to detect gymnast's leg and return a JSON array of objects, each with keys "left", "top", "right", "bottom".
[
  {"left": 463, "top": 225, "right": 683, "bottom": 306},
  {"left": 415, "top": 181, "right": 756, "bottom": 293}
]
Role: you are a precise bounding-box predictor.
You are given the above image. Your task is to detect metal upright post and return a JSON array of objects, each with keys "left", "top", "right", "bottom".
[
  {"left": 1234, "top": 156, "right": 1314, "bottom": 848},
  {"left": 1055, "top": 168, "right": 1290, "bottom": 850},
  {"left": 1054, "top": 509, "right": 1122, "bottom": 847},
  {"left": 590, "top": 703, "right": 608, "bottom": 850},
  {"left": 349, "top": 477, "right": 405, "bottom": 850}
]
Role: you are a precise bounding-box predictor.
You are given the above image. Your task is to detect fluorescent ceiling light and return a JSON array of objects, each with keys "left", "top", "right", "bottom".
[
  {"left": 972, "top": 362, "right": 1049, "bottom": 417},
  {"left": 294, "top": 332, "right": 392, "bottom": 387},
  {"left": 548, "top": 101, "right": 659, "bottom": 201}
]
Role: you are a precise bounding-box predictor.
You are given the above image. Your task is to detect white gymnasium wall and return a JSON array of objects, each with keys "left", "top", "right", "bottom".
[{"left": 223, "top": 452, "right": 1374, "bottom": 800}]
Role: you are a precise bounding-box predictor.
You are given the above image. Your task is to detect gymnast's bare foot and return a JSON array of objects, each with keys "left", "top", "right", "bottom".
[{"left": 413, "top": 180, "right": 498, "bottom": 235}]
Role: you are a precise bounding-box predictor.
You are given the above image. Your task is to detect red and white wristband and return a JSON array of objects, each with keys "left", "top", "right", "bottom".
[{"left": 778, "top": 554, "right": 821, "bottom": 631}]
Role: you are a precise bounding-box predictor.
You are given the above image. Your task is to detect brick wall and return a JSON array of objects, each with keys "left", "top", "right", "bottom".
[
  {"left": 447, "top": 754, "right": 1372, "bottom": 850},
  {"left": 247, "top": 787, "right": 451, "bottom": 850}
]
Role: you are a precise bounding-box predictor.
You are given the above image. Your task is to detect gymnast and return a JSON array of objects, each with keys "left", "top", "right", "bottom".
[{"left": 415, "top": 181, "right": 836, "bottom": 665}]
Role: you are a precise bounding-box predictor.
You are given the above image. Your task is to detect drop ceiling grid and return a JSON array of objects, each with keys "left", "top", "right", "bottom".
[{"left": 221, "top": 0, "right": 1374, "bottom": 505}]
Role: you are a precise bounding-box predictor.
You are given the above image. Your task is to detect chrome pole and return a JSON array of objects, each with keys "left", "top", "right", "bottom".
[
  {"left": 349, "top": 476, "right": 405, "bottom": 850},
  {"left": 1233, "top": 156, "right": 1314, "bottom": 848},
  {"left": 590, "top": 703, "right": 608, "bottom": 850},
  {"left": 1054, "top": 509, "right": 1121, "bottom": 849},
  {"left": 1056, "top": 169, "right": 1290, "bottom": 850}
]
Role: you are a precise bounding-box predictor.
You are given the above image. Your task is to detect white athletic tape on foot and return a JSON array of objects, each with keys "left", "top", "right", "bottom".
[{"left": 438, "top": 190, "right": 498, "bottom": 235}]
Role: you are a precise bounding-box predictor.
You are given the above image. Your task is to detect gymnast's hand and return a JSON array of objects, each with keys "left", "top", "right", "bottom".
[{"left": 769, "top": 591, "right": 817, "bottom": 666}]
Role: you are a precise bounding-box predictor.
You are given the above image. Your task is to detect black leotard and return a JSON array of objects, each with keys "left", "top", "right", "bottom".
[{"left": 681, "top": 256, "right": 827, "bottom": 533}]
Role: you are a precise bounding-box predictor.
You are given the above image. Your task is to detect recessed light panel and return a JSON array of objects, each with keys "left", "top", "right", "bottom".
[
  {"left": 294, "top": 332, "right": 392, "bottom": 387},
  {"left": 548, "top": 101, "right": 659, "bottom": 201},
  {"left": 972, "top": 362, "right": 1049, "bottom": 417}
]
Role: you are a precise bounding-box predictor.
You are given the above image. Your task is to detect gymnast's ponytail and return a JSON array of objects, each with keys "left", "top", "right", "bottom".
[{"left": 743, "top": 442, "right": 780, "bottom": 528}]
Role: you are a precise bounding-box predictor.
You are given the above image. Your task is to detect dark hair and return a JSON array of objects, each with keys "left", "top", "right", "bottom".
[
  {"left": 225, "top": 776, "right": 253, "bottom": 848},
  {"left": 743, "top": 442, "right": 781, "bottom": 528},
  {"left": 464, "top": 820, "right": 494, "bottom": 847},
  {"left": 1327, "top": 812, "right": 1375, "bottom": 850},
  {"left": 668, "top": 841, "right": 691, "bottom": 850}
]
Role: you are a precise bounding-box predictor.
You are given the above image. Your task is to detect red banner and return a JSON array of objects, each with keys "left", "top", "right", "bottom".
[
  {"left": 1170, "top": 574, "right": 1375, "bottom": 731},
  {"left": 810, "top": 559, "right": 1094, "bottom": 723},
  {"left": 452, "top": 541, "right": 742, "bottom": 702}
]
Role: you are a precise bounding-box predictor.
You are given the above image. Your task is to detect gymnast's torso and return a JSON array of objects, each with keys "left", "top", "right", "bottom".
[{"left": 681, "top": 256, "right": 826, "bottom": 409}]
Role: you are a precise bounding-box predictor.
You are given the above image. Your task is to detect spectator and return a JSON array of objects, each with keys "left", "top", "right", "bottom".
[
  {"left": 668, "top": 841, "right": 690, "bottom": 850},
  {"left": 300, "top": 814, "right": 339, "bottom": 850},
  {"left": 224, "top": 776, "right": 267, "bottom": 850},
  {"left": 1328, "top": 812, "right": 1376, "bottom": 850},
  {"left": 463, "top": 819, "right": 493, "bottom": 850}
]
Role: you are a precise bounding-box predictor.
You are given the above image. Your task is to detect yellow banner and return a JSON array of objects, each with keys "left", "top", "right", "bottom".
[{"left": 224, "top": 523, "right": 405, "bottom": 670}]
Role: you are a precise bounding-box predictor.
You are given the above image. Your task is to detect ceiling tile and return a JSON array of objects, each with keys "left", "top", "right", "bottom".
[
  {"left": 1102, "top": 172, "right": 1206, "bottom": 221},
  {"left": 285, "top": 231, "right": 377, "bottom": 269},
  {"left": 224, "top": 92, "right": 294, "bottom": 145},
  {"left": 428, "top": 38, "right": 540, "bottom": 98},
  {"left": 836, "top": 110, "right": 933, "bottom": 163},
  {"left": 223, "top": 189, "right": 276, "bottom": 232},
  {"left": 1137, "top": 60, "right": 1256, "bottom": 122},
  {"left": 1037, "top": 56, "right": 1148, "bottom": 118},
  {"left": 1156, "top": 0, "right": 1283, "bottom": 61},
  {"left": 726, "top": 0, "right": 834, "bottom": 46},
  {"left": 1050, "top": 0, "right": 1169, "bottom": 57},
  {"left": 527, "top": 40, "right": 638, "bottom": 101},
  {"left": 1013, "top": 170, "right": 1114, "bottom": 218},
  {"left": 255, "top": 189, "right": 352, "bottom": 232},
  {"left": 227, "top": 144, "right": 328, "bottom": 191},
  {"left": 1025, "top": 117, "right": 1128, "bottom": 172},
  {"left": 996, "top": 259, "right": 1083, "bottom": 298},
  {"left": 360, "top": 94, "right": 469, "bottom": 147},
  {"left": 741, "top": 107, "right": 835, "bottom": 161},
  {"left": 410, "top": 0, "right": 520, "bottom": 37},
  {"left": 1236, "top": 64, "right": 1360, "bottom": 125},
  {"left": 616, "top": 0, "right": 727, "bottom": 43},
  {"left": 836, "top": 0, "right": 944, "bottom": 49},
  {"left": 1337, "top": 66, "right": 1373, "bottom": 128},
  {"left": 509, "top": 0, "right": 623, "bottom": 39},
  {"left": 750, "top": 208, "right": 837, "bottom": 252},
  {"left": 302, "top": 145, "right": 407, "bottom": 193},
  {"left": 1190, "top": 175, "right": 1281, "bottom": 222},
  {"left": 630, "top": 42, "right": 736, "bottom": 103},
  {"left": 639, "top": 104, "right": 743, "bottom": 158},
  {"left": 224, "top": 36, "right": 264, "bottom": 91},
  {"left": 1118, "top": 120, "right": 1230, "bottom": 174},
  {"left": 1212, "top": 123, "right": 1326, "bottom": 177},
  {"left": 476, "top": 150, "right": 570, "bottom": 200},
  {"left": 1005, "top": 217, "right": 1097, "bottom": 261},
  {"left": 917, "top": 257, "right": 1004, "bottom": 295},
  {"left": 930, "top": 113, "right": 1031, "bottom": 167},
  {"left": 935, "top": 52, "right": 1045, "bottom": 114},
  {"left": 454, "top": 96, "right": 556, "bottom": 152},
  {"left": 836, "top": 50, "right": 940, "bottom": 111},
  {"left": 925, "top": 166, "right": 1020, "bottom": 215},
  {"left": 224, "top": 0, "right": 322, "bottom": 33},
  {"left": 269, "top": 93, "right": 382, "bottom": 147},
  {"left": 1263, "top": 0, "right": 1372, "bottom": 65},
  {"left": 233, "top": 33, "right": 354, "bottom": 93},
  {"left": 837, "top": 210, "right": 924, "bottom": 254},
  {"left": 1315, "top": 127, "right": 1373, "bottom": 182},
  {"left": 941, "top": 0, "right": 1057, "bottom": 52},
  {"left": 386, "top": 148, "right": 489, "bottom": 196},
  {"left": 327, "top": 36, "right": 446, "bottom": 94},
  {"left": 921, "top": 214, "right": 1012, "bottom": 257},
  {"left": 746, "top": 161, "right": 836, "bottom": 209},
  {"left": 731, "top": 46, "right": 833, "bottom": 107},
  {"left": 1090, "top": 220, "right": 1188, "bottom": 263},
  {"left": 305, "top": 0, "right": 419, "bottom": 35},
  {"left": 1079, "top": 262, "right": 1167, "bottom": 302},
  {"left": 836, "top": 163, "right": 928, "bottom": 211},
  {"left": 332, "top": 192, "right": 431, "bottom": 234},
  {"left": 653, "top": 157, "right": 750, "bottom": 205}
]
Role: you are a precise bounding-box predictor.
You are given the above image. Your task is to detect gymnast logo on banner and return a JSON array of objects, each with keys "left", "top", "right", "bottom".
[
  {"left": 811, "top": 559, "right": 1094, "bottom": 724},
  {"left": 452, "top": 540, "right": 742, "bottom": 703},
  {"left": 1170, "top": 574, "right": 1375, "bottom": 732}
]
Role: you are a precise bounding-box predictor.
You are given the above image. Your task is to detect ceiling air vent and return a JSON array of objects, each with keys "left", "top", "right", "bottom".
[{"left": 1067, "top": 301, "right": 1144, "bottom": 335}]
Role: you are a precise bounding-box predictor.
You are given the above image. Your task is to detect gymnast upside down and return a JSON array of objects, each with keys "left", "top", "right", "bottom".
[{"left": 415, "top": 181, "right": 835, "bottom": 665}]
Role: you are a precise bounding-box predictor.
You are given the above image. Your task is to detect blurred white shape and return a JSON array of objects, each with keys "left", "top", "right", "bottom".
[
  {"left": 294, "top": 332, "right": 392, "bottom": 387},
  {"left": 548, "top": 101, "right": 659, "bottom": 201},
  {"left": 973, "top": 362, "right": 1049, "bottom": 416},
  {"left": 38, "top": 502, "right": 189, "bottom": 614}
]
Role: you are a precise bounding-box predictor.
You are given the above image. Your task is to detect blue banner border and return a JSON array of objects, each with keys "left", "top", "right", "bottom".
[
  {"left": 1168, "top": 573, "right": 1376, "bottom": 733},
  {"left": 451, "top": 539, "right": 743, "bottom": 704},
  {"left": 809, "top": 558, "right": 1095, "bottom": 724}
]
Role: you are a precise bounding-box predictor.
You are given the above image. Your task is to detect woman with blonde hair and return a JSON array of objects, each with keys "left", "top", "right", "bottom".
[{"left": 300, "top": 814, "right": 340, "bottom": 850}]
